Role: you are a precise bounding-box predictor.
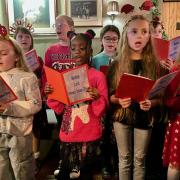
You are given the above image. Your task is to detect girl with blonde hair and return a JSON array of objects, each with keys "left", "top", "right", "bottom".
[
  {"left": 107, "top": 15, "right": 162, "bottom": 180},
  {"left": 0, "top": 26, "right": 41, "bottom": 180}
]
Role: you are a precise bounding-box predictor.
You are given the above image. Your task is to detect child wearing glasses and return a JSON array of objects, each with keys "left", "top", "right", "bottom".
[
  {"left": 43, "top": 15, "right": 75, "bottom": 84},
  {"left": 92, "top": 25, "right": 120, "bottom": 179},
  {"left": 92, "top": 25, "right": 120, "bottom": 70}
]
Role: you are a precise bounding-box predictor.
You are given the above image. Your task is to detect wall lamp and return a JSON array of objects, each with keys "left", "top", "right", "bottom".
[{"left": 107, "top": 1, "right": 119, "bottom": 23}]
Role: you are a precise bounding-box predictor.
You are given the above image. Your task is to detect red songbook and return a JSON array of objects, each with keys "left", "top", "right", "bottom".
[
  {"left": 25, "top": 49, "right": 40, "bottom": 71},
  {"left": 0, "top": 76, "right": 17, "bottom": 104},
  {"left": 152, "top": 36, "right": 180, "bottom": 61},
  {"left": 100, "top": 65, "right": 108, "bottom": 75},
  {"left": 149, "top": 70, "right": 180, "bottom": 99},
  {"left": 115, "top": 71, "right": 179, "bottom": 102},
  {"left": 115, "top": 73, "right": 154, "bottom": 102},
  {"left": 44, "top": 64, "right": 91, "bottom": 105},
  {"left": 164, "top": 70, "right": 180, "bottom": 98}
]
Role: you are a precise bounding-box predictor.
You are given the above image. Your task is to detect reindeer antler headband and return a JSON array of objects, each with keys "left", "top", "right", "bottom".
[
  {"left": 9, "top": 19, "right": 34, "bottom": 34},
  {"left": 120, "top": 1, "right": 154, "bottom": 14}
]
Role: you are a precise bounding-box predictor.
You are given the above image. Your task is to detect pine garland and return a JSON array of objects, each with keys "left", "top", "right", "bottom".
[{"left": 151, "top": 0, "right": 161, "bottom": 17}]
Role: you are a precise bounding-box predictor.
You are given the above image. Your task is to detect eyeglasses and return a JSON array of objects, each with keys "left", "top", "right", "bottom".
[
  {"left": 53, "top": 23, "right": 69, "bottom": 29},
  {"left": 103, "top": 36, "right": 119, "bottom": 43}
]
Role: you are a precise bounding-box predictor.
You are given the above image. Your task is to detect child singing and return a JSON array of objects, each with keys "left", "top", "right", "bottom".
[
  {"left": 43, "top": 15, "right": 76, "bottom": 176},
  {"left": 92, "top": 25, "right": 120, "bottom": 70},
  {"left": 107, "top": 15, "right": 162, "bottom": 180},
  {"left": 0, "top": 25, "right": 41, "bottom": 180},
  {"left": 47, "top": 29, "right": 108, "bottom": 179},
  {"left": 14, "top": 25, "right": 46, "bottom": 173},
  {"left": 150, "top": 20, "right": 174, "bottom": 71}
]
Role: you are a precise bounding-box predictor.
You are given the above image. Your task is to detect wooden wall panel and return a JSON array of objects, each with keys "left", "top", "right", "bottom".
[{"left": 161, "top": 2, "right": 180, "bottom": 39}]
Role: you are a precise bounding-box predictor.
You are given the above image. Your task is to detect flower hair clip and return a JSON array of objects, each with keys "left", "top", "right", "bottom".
[
  {"left": 9, "top": 19, "right": 34, "bottom": 34},
  {"left": 0, "top": 24, "right": 9, "bottom": 40}
]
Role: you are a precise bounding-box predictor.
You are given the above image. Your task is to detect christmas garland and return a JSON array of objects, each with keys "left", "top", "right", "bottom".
[{"left": 120, "top": 0, "right": 168, "bottom": 39}]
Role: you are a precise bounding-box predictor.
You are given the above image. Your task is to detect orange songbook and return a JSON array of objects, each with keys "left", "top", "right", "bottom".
[
  {"left": 25, "top": 49, "right": 40, "bottom": 71},
  {"left": 152, "top": 36, "right": 180, "bottom": 61},
  {"left": 0, "top": 76, "right": 17, "bottom": 104},
  {"left": 44, "top": 64, "right": 91, "bottom": 105},
  {"left": 115, "top": 71, "right": 179, "bottom": 102}
]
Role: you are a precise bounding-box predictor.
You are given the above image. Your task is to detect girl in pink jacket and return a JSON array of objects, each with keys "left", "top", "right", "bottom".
[{"left": 47, "top": 29, "right": 108, "bottom": 179}]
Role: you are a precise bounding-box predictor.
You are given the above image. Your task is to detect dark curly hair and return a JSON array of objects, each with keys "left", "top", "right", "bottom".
[{"left": 67, "top": 29, "right": 96, "bottom": 49}]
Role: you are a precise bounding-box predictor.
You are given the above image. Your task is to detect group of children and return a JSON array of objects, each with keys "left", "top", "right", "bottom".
[{"left": 0, "top": 13, "right": 179, "bottom": 180}]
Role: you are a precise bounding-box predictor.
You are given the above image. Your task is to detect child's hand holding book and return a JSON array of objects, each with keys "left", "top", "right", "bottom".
[
  {"left": 87, "top": 87, "right": 99, "bottom": 100},
  {"left": 44, "top": 83, "right": 54, "bottom": 95},
  {"left": 118, "top": 97, "right": 132, "bottom": 108},
  {"left": 115, "top": 96, "right": 152, "bottom": 111},
  {"left": 160, "top": 60, "right": 174, "bottom": 71},
  {"left": 139, "top": 99, "right": 151, "bottom": 111}
]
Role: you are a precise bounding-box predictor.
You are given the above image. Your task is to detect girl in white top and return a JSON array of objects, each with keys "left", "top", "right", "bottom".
[{"left": 0, "top": 25, "right": 41, "bottom": 180}]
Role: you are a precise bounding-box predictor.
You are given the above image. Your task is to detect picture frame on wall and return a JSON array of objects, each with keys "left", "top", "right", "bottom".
[
  {"left": 66, "top": 0, "right": 102, "bottom": 26},
  {"left": 6, "top": 0, "right": 57, "bottom": 35}
]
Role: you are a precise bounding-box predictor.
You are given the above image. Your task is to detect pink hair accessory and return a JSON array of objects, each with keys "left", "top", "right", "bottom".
[{"left": 84, "top": 32, "right": 93, "bottom": 39}]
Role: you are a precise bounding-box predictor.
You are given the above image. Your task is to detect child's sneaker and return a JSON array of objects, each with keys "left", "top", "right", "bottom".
[
  {"left": 114, "top": 171, "right": 119, "bottom": 179},
  {"left": 102, "top": 167, "right": 111, "bottom": 179},
  {"left": 113, "top": 165, "right": 119, "bottom": 179},
  {"left": 54, "top": 160, "right": 63, "bottom": 177},
  {"left": 69, "top": 165, "right": 80, "bottom": 179}
]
